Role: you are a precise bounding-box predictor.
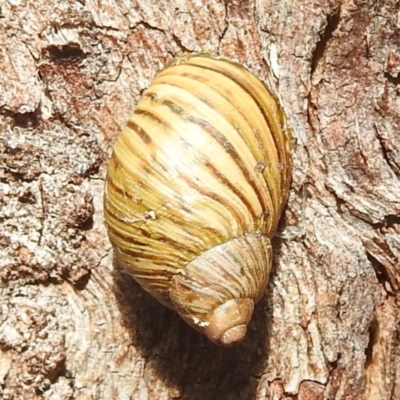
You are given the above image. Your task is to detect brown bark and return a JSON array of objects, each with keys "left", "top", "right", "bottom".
[{"left": 0, "top": 0, "right": 399, "bottom": 399}]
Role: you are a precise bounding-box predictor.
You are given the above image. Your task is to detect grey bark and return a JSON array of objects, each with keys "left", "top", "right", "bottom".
[{"left": 0, "top": 0, "right": 399, "bottom": 399}]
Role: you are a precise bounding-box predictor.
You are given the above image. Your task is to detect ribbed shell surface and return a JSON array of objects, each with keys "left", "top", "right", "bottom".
[{"left": 104, "top": 54, "right": 292, "bottom": 307}]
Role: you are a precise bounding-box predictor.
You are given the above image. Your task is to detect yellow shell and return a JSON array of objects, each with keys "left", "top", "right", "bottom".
[{"left": 104, "top": 53, "right": 292, "bottom": 345}]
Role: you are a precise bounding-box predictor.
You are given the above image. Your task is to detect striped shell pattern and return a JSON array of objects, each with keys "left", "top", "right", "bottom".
[{"left": 104, "top": 53, "right": 292, "bottom": 346}]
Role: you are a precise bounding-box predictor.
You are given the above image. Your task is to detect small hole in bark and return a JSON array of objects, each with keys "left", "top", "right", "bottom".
[
  {"left": 44, "top": 44, "right": 85, "bottom": 61},
  {"left": 366, "top": 252, "right": 390, "bottom": 287},
  {"left": 365, "top": 317, "right": 378, "bottom": 365}
]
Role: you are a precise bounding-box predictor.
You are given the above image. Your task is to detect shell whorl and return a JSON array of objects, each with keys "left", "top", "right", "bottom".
[
  {"left": 170, "top": 234, "right": 272, "bottom": 345},
  {"left": 104, "top": 53, "right": 292, "bottom": 345}
]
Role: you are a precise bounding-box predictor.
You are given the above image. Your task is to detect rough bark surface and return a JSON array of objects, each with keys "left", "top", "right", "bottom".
[{"left": 0, "top": 1, "right": 399, "bottom": 399}]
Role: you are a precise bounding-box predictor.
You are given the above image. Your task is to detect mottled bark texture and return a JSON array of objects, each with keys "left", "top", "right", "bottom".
[{"left": 0, "top": 1, "right": 399, "bottom": 399}]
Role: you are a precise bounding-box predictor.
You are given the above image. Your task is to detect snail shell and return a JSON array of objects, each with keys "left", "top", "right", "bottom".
[{"left": 104, "top": 53, "right": 292, "bottom": 346}]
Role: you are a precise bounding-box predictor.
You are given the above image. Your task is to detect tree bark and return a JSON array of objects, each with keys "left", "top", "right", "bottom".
[{"left": 0, "top": 0, "right": 399, "bottom": 399}]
